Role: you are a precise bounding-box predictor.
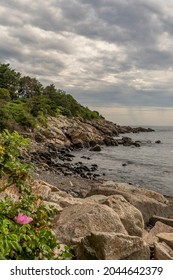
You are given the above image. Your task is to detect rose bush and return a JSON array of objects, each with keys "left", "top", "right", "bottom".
[{"left": 0, "top": 130, "right": 72, "bottom": 260}]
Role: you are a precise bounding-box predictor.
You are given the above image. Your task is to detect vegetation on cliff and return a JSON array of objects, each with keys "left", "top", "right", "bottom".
[{"left": 0, "top": 63, "right": 103, "bottom": 132}]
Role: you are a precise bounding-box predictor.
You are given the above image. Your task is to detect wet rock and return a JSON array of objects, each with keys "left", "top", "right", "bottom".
[
  {"left": 89, "top": 145, "right": 101, "bottom": 152},
  {"left": 134, "top": 141, "right": 141, "bottom": 147},
  {"left": 89, "top": 140, "right": 97, "bottom": 147},
  {"left": 155, "top": 140, "right": 161, "bottom": 144},
  {"left": 81, "top": 156, "right": 90, "bottom": 160},
  {"left": 122, "top": 136, "right": 133, "bottom": 146},
  {"left": 103, "top": 136, "right": 118, "bottom": 146}
]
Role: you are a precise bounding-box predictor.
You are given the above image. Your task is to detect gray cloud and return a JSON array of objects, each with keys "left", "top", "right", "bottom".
[{"left": 0, "top": 0, "right": 173, "bottom": 124}]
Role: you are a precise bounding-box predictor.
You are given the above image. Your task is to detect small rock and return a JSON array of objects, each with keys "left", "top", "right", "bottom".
[
  {"left": 89, "top": 145, "right": 101, "bottom": 152},
  {"left": 134, "top": 141, "right": 141, "bottom": 147}
]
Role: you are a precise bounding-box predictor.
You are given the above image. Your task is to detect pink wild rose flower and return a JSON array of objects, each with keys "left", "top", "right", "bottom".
[{"left": 16, "top": 213, "right": 33, "bottom": 225}]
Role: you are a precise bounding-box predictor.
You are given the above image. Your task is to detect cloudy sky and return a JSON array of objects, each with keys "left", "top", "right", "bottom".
[{"left": 1, "top": 0, "right": 173, "bottom": 125}]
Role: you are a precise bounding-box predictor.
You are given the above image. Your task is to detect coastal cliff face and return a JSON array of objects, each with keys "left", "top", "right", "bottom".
[{"left": 27, "top": 115, "right": 154, "bottom": 150}]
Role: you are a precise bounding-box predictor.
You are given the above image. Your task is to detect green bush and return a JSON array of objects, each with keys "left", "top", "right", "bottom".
[
  {"left": 3, "top": 102, "right": 36, "bottom": 129},
  {"left": 0, "top": 130, "right": 72, "bottom": 260}
]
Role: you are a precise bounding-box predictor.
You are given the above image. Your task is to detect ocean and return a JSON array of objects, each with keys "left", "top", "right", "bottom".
[{"left": 72, "top": 126, "right": 173, "bottom": 196}]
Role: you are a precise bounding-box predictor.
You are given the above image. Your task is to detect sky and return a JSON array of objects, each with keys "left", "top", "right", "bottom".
[{"left": 0, "top": 0, "right": 173, "bottom": 126}]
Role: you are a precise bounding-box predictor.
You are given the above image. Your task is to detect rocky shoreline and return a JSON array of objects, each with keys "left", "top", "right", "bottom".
[
  {"left": 3, "top": 115, "right": 172, "bottom": 260},
  {"left": 24, "top": 115, "right": 155, "bottom": 150},
  {"left": 2, "top": 174, "right": 173, "bottom": 260},
  {"left": 38, "top": 176, "right": 173, "bottom": 260},
  {"left": 22, "top": 115, "right": 156, "bottom": 181}
]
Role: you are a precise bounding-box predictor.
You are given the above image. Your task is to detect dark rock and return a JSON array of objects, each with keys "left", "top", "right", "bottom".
[
  {"left": 64, "top": 157, "right": 73, "bottom": 162},
  {"left": 63, "top": 153, "right": 75, "bottom": 158},
  {"left": 103, "top": 136, "right": 118, "bottom": 146},
  {"left": 81, "top": 156, "right": 90, "bottom": 160},
  {"left": 89, "top": 140, "right": 97, "bottom": 147},
  {"left": 122, "top": 136, "right": 133, "bottom": 146},
  {"left": 91, "top": 164, "right": 98, "bottom": 167},
  {"left": 134, "top": 141, "right": 141, "bottom": 147},
  {"left": 123, "top": 142, "right": 131, "bottom": 146},
  {"left": 122, "top": 136, "right": 132, "bottom": 142},
  {"left": 89, "top": 145, "right": 101, "bottom": 152},
  {"left": 155, "top": 140, "right": 161, "bottom": 144}
]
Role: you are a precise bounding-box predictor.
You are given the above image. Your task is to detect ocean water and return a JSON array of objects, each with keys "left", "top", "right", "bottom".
[{"left": 72, "top": 126, "right": 173, "bottom": 196}]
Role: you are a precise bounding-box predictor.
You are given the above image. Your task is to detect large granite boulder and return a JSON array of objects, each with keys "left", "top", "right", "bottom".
[
  {"left": 75, "top": 232, "right": 150, "bottom": 260},
  {"left": 102, "top": 195, "right": 144, "bottom": 237},
  {"left": 86, "top": 182, "right": 171, "bottom": 224},
  {"left": 84, "top": 194, "right": 144, "bottom": 237},
  {"left": 54, "top": 203, "right": 127, "bottom": 244}
]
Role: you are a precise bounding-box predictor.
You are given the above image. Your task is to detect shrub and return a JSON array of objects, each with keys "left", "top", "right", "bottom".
[{"left": 0, "top": 130, "right": 72, "bottom": 260}]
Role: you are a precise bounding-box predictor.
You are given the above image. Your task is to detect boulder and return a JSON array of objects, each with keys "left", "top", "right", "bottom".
[
  {"left": 149, "top": 215, "right": 173, "bottom": 227},
  {"left": 143, "top": 221, "right": 173, "bottom": 245},
  {"left": 102, "top": 195, "right": 144, "bottom": 237},
  {"left": 86, "top": 183, "right": 170, "bottom": 224},
  {"left": 48, "top": 192, "right": 82, "bottom": 208},
  {"left": 75, "top": 232, "right": 150, "bottom": 260},
  {"left": 154, "top": 242, "right": 173, "bottom": 260},
  {"left": 54, "top": 203, "right": 127, "bottom": 244},
  {"left": 103, "top": 136, "right": 118, "bottom": 146},
  {"left": 122, "top": 136, "right": 133, "bottom": 146},
  {"left": 84, "top": 194, "right": 144, "bottom": 237},
  {"left": 156, "top": 233, "right": 173, "bottom": 249}
]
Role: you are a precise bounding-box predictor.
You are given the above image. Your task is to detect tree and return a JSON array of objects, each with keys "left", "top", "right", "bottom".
[
  {"left": 18, "top": 76, "right": 43, "bottom": 98},
  {"left": 0, "top": 63, "right": 21, "bottom": 99}
]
